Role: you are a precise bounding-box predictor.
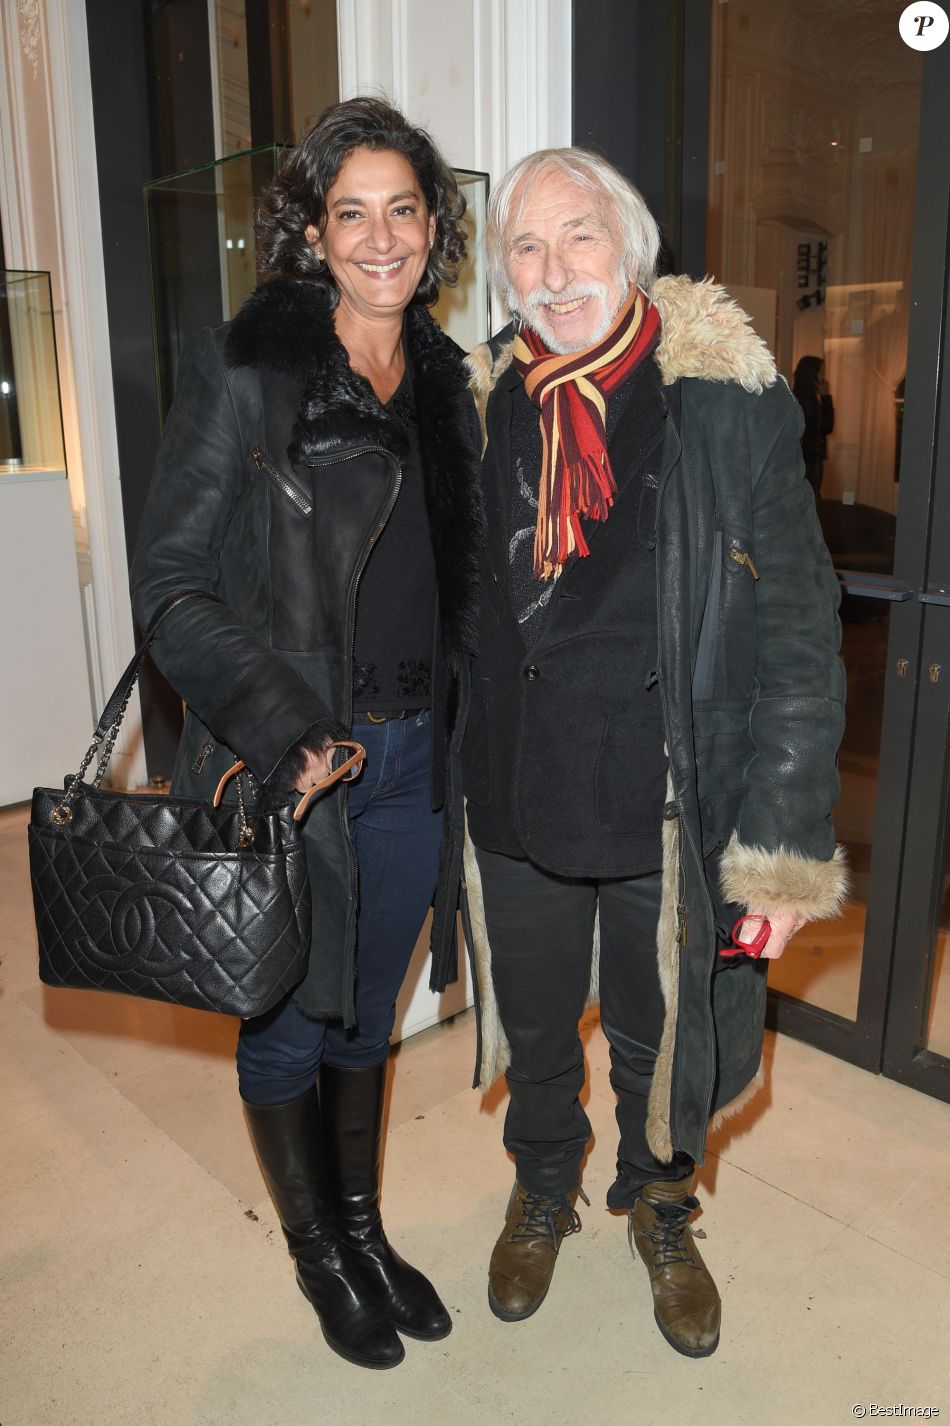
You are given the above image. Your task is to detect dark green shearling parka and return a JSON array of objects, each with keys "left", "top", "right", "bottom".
[{"left": 463, "top": 275, "right": 848, "bottom": 1166}]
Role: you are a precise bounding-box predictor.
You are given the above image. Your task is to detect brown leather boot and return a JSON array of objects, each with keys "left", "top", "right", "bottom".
[
  {"left": 628, "top": 1176, "right": 721, "bottom": 1358},
  {"left": 488, "top": 1181, "right": 586, "bottom": 1322}
]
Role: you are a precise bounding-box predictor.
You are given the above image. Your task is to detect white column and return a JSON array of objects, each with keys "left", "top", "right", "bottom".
[
  {"left": 336, "top": 0, "right": 397, "bottom": 101},
  {"left": 336, "top": 0, "right": 572, "bottom": 177}
]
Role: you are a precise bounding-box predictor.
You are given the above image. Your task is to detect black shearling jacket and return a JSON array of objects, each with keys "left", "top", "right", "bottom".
[{"left": 130, "top": 278, "right": 483, "bottom": 1025}]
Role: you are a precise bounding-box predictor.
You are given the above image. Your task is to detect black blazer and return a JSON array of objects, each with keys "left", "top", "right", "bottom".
[{"left": 463, "top": 357, "right": 670, "bottom": 877}]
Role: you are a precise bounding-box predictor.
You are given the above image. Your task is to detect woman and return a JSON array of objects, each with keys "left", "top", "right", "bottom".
[
  {"left": 793, "top": 354, "right": 835, "bottom": 496},
  {"left": 131, "top": 98, "right": 483, "bottom": 1370}
]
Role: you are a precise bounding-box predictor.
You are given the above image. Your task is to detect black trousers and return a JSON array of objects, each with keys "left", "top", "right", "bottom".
[{"left": 475, "top": 847, "right": 693, "bottom": 1207}]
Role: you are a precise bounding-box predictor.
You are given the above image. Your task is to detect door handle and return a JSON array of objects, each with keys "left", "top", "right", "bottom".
[{"left": 836, "top": 572, "right": 914, "bottom": 601}]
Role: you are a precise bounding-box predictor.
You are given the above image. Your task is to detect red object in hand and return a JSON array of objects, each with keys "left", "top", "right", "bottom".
[{"left": 720, "top": 915, "right": 772, "bottom": 958}]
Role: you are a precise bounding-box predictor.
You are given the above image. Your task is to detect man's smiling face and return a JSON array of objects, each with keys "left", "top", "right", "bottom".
[{"left": 504, "top": 166, "right": 629, "bottom": 353}]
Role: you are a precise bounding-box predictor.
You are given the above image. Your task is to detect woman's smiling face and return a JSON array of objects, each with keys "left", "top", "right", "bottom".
[{"left": 307, "top": 147, "right": 435, "bottom": 322}]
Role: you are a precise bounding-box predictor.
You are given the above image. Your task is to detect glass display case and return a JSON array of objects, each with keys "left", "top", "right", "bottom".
[
  {"left": 145, "top": 147, "right": 490, "bottom": 422},
  {"left": 0, "top": 269, "right": 67, "bottom": 474},
  {"left": 431, "top": 168, "right": 491, "bottom": 355},
  {"left": 145, "top": 144, "right": 281, "bottom": 423}
]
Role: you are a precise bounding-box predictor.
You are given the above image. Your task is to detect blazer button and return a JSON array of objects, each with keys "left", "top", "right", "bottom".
[{"left": 523, "top": 665, "right": 540, "bottom": 681}]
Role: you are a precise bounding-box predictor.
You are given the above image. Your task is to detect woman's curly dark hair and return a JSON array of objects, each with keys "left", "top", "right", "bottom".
[{"left": 256, "top": 97, "right": 467, "bottom": 306}]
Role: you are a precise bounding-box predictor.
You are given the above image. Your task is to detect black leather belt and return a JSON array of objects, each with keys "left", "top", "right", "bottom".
[{"left": 352, "top": 708, "right": 425, "bottom": 725}]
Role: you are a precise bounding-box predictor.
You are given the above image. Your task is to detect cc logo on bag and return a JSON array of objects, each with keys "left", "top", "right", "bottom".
[{"left": 77, "top": 876, "right": 195, "bottom": 977}]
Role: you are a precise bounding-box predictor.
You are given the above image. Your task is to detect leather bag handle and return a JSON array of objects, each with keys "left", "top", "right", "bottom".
[{"left": 212, "top": 740, "right": 366, "bottom": 821}]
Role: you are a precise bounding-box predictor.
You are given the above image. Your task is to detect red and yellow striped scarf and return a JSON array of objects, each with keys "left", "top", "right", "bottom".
[{"left": 512, "top": 286, "right": 661, "bottom": 579}]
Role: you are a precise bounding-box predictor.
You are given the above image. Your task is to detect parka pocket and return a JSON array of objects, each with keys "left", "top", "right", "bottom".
[{"left": 697, "top": 523, "right": 759, "bottom": 701}]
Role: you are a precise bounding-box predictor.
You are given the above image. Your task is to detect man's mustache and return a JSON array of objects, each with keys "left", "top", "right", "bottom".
[{"left": 521, "top": 281, "right": 609, "bottom": 311}]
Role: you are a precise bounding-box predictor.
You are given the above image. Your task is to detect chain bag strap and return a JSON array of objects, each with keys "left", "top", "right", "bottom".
[{"left": 51, "top": 589, "right": 226, "bottom": 828}]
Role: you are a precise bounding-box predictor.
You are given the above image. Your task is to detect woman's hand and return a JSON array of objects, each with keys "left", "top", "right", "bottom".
[
  {"left": 291, "top": 744, "right": 336, "bottom": 793},
  {"left": 736, "top": 906, "right": 806, "bottom": 960}
]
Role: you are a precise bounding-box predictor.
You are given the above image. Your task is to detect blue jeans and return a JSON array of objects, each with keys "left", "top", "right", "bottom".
[{"left": 237, "top": 711, "right": 443, "bottom": 1105}]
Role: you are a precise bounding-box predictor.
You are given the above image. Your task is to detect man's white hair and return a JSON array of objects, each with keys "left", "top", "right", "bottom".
[{"left": 486, "top": 147, "right": 661, "bottom": 306}]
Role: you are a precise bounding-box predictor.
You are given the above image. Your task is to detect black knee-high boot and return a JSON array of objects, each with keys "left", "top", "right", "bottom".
[
  {"left": 242, "top": 1088, "right": 404, "bottom": 1369},
  {"left": 319, "top": 1063, "right": 452, "bottom": 1341}
]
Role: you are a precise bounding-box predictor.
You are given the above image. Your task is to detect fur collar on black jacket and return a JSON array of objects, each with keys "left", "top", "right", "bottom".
[{"left": 225, "top": 275, "right": 484, "bottom": 669}]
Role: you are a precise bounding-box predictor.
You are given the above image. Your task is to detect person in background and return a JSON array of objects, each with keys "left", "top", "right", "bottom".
[
  {"left": 131, "top": 98, "right": 482, "bottom": 1371},
  {"left": 459, "top": 148, "right": 847, "bottom": 1358},
  {"left": 793, "top": 354, "right": 835, "bottom": 496}
]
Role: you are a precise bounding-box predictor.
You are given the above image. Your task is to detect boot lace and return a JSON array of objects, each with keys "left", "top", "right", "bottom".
[
  {"left": 629, "top": 1194, "right": 706, "bottom": 1268},
  {"left": 511, "top": 1186, "right": 589, "bottom": 1252}
]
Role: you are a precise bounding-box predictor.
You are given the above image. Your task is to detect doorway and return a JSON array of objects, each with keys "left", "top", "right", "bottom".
[
  {"left": 704, "top": 0, "right": 950, "bottom": 1101},
  {"left": 573, "top": 0, "right": 950, "bottom": 1103}
]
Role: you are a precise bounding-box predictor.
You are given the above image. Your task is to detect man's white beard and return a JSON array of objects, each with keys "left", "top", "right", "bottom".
[{"left": 508, "top": 273, "right": 630, "bottom": 354}]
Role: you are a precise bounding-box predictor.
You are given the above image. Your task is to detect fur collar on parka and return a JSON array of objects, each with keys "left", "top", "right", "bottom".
[{"left": 225, "top": 277, "right": 484, "bottom": 670}]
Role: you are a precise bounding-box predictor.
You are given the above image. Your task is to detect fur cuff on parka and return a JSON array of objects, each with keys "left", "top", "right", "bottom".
[{"left": 719, "top": 835, "right": 849, "bottom": 921}]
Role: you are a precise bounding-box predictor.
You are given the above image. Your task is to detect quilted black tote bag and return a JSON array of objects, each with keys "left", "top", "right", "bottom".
[{"left": 28, "top": 589, "right": 364, "bottom": 1018}]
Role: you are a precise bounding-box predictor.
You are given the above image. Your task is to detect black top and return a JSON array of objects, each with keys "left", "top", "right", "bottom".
[
  {"left": 796, "top": 390, "right": 835, "bottom": 463},
  {"left": 352, "top": 363, "right": 438, "bottom": 711},
  {"left": 508, "top": 375, "right": 637, "bottom": 645}
]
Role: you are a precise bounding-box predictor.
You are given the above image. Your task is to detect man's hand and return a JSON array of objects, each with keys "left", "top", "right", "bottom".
[
  {"left": 737, "top": 907, "right": 806, "bottom": 960},
  {"left": 291, "top": 745, "right": 335, "bottom": 793}
]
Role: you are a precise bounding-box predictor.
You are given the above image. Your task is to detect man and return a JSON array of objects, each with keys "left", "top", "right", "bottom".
[{"left": 459, "top": 149, "right": 847, "bottom": 1358}]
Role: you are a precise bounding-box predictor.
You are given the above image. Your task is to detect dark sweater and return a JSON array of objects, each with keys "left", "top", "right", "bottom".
[{"left": 463, "top": 358, "right": 669, "bottom": 877}]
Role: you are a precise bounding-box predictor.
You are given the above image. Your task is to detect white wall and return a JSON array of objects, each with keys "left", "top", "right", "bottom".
[
  {"left": 0, "top": 0, "right": 146, "bottom": 791},
  {"left": 337, "top": 0, "right": 573, "bottom": 317}
]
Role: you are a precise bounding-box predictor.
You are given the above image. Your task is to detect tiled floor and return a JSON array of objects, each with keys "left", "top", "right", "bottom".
[{"left": 2, "top": 803, "right": 948, "bottom": 1426}]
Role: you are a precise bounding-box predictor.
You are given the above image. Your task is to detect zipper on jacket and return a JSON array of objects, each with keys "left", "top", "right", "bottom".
[
  {"left": 331, "top": 444, "right": 404, "bottom": 729},
  {"left": 298, "top": 442, "right": 405, "bottom": 728},
  {"left": 346, "top": 447, "right": 401, "bottom": 920},
  {"left": 192, "top": 738, "right": 215, "bottom": 775},
  {"left": 251, "top": 446, "right": 313, "bottom": 517},
  {"left": 306, "top": 442, "right": 403, "bottom": 916},
  {"left": 652, "top": 443, "right": 691, "bottom": 953},
  {"left": 729, "top": 546, "right": 760, "bottom": 580},
  {"left": 677, "top": 844, "right": 688, "bottom": 947}
]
